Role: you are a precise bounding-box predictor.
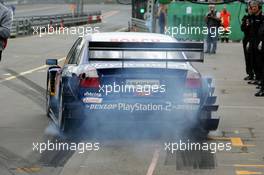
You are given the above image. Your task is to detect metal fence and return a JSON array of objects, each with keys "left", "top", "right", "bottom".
[
  {"left": 130, "top": 18, "right": 150, "bottom": 32},
  {"left": 11, "top": 11, "right": 102, "bottom": 37}
]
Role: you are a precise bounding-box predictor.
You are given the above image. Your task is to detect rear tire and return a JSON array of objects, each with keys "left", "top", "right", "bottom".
[
  {"left": 58, "top": 90, "right": 71, "bottom": 133},
  {"left": 198, "top": 111, "right": 211, "bottom": 135},
  {"left": 46, "top": 79, "right": 51, "bottom": 118}
]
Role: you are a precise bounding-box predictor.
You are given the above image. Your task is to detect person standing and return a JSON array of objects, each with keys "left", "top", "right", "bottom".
[
  {"left": 246, "top": 0, "right": 263, "bottom": 86},
  {"left": 255, "top": 3, "right": 264, "bottom": 96},
  {"left": 220, "top": 6, "right": 231, "bottom": 43},
  {"left": 158, "top": 4, "right": 167, "bottom": 34},
  {"left": 0, "top": 0, "right": 12, "bottom": 62},
  {"left": 205, "top": 4, "right": 221, "bottom": 54},
  {"left": 241, "top": 6, "right": 254, "bottom": 81}
]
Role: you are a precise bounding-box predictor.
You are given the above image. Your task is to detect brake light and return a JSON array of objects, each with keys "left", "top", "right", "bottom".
[
  {"left": 79, "top": 73, "right": 100, "bottom": 88},
  {"left": 185, "top": 71, "right": 201, "bottom": 88}
]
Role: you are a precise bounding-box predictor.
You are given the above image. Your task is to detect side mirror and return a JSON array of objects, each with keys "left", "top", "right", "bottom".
[{"left": 46, "top": 59, "right": 58, "bottom": 65}]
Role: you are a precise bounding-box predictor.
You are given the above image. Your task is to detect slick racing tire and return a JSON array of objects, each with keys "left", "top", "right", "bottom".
[
  {"left": 58, "top": 90, "right": 71, "bottom": 133},
  {"left": 46, "top": 77, "right": 51, "bottom": 118},
  {"left": 199, "top": 111, "right": 211, "bottom": 135}
]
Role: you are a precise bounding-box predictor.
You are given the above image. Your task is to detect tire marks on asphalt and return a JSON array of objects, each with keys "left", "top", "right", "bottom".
[
  {"left": 0, "top": 79, "right": 45, "bottom": 109},
  {"left": 0, "top": 69, "right": 77, "bottom": 169},
  {"left": 4, "top": 68, "right": 46, "bottom": 97},
  {"left": 164, "top": 144, "right": 216, "bottom": 170},
  {"left": 36, "top": 136, "right": 76, "bottom": 167}
]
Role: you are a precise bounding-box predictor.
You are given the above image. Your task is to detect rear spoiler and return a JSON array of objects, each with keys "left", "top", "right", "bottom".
[{"left": 88, "top": 41, "right": 204, "bottom": 63}]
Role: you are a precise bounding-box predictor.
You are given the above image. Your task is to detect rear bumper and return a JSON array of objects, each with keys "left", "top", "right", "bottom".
[{"left": 64, "top": 99, "right": 219, "bottom": 131}]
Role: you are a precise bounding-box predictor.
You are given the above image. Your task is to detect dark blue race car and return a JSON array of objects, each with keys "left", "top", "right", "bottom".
[{"left": 46, "top": 32, "right": 219, "bottom": 133}]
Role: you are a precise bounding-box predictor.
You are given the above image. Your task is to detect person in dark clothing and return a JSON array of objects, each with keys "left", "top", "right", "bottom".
[
  {"left": 255, "top": 8, "right": 264, "bottom": 96},
  {"left": 205, "top": 4, "right": 221, "bottom": 54},
  {"left": 0, "top": 0, "right": 12, "bottom": 62},
  {"left": 241, "top": 6, "right": 254, "bottom": 81},
  {"left": 246, "top": 0, "right": 263, "bottom": 86},
  {"left": 158, "top": 4, "right": 166, "bottom": 34}
]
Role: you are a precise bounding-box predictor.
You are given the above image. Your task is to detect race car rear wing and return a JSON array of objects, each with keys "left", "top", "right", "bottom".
[{"left": 88, "top": 41, "right": 204, "bottom": 63}]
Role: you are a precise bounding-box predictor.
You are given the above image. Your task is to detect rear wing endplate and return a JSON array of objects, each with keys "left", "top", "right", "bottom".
[{"left": 88, "top": 41, "right": 204, "bottom": 62}]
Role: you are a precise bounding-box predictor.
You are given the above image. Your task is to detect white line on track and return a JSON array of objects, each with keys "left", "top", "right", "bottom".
[
  {"left": 102, "top": 10, "right": 119, "bottom": 19},
  {"left": 146, "top": 148, "right": 160, "bottom": 175},
  {"left": 3, "top": 73, "right": 11, "bottom": 76},
  {"left": 0, "top": 57, "right": 65, "bottom": 83}
]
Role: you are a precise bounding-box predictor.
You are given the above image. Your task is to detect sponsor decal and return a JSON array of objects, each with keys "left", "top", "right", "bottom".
[
  {"left": 84, "top": 92, "right": 102, "bottom": 97},
  {"left": 85, "top": 102, "right": 199, "bottom": 112},
  {"left": 82, "top": 97, "right": 103, "bottom": 104}
]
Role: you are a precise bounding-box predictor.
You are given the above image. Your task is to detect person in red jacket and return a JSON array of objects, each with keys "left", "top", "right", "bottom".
[{"left": 220, "top": 6, "right": 231, "bottom": 43}]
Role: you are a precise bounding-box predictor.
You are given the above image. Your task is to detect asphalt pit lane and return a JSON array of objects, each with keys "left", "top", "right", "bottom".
[
  {"left": 27, "top": 124, "right": 83, "bottom": 168},
  {"left": 36, "top": 136, "right": 77, "bottom": 167},
  {"left": 4, "top": 68, "right": 46, "bottom": 97},
  {"left": 163, "top": 134, "right": 218, "bottom": 171},
  {"left": 0, "top": 69, "right": 46, "bottom": 110},
  {"left": 164, "top": 149, "right": 216, "bottom": 170},
  {"left": 176, "top": 150, "right": 216, "bottom": 170},
  {"left": 222, "top": 127, "right": 257, "bottom": 140},
  {"left": 1, "top": 80, "right": 45, "bottom": 109},
  {"left": 0, "top": 146, "right": 37, "bottom": 174}
]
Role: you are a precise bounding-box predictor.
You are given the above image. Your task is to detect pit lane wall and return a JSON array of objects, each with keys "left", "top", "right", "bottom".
[
  {"left": 7, "top": 0, "right": 118, "bottom": 4},
  {"left": 167, "top": 1, "right": 247, "bottom": 41},
  {"left": 11, "top": 11, "right": 102, "bottom": 38}
]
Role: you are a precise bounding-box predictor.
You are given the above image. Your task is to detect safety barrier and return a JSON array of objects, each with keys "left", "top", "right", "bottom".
[
  {"left": 167, "top": 1, "right": 247, "bottom": 41},
  {"left": 130, "top": 18, "right": 150, "bottom": 32},
  {"left": 11, "top": 11, "right": 102, "bottom": 37}
]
